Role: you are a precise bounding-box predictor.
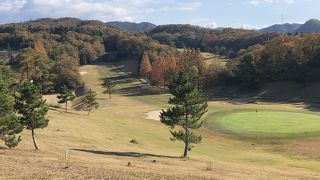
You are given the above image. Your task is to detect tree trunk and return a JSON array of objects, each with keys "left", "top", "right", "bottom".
[
  {"left": 26, "top": 66, "right": 29, "bottom": 79},
  {"left": 31, "top": 127, "right": 39, "bottom": 150},
  {"left": 88, "top": 106, "right": 92, "bottom": 116},
  {"left": 183, "top": 116, "right": 189, "bottom": 158},
  {"left": 65, "top": 101, "right": 68, "bottom": 112},
  {"left": 109, "top": 90, "right": 112, "bottom": 99}
]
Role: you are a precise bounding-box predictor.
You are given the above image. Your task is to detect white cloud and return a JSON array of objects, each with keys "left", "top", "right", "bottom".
[
  {"left": 190, "top": 18, "right": 217, "bottom": 28},
  {"left": 229, "top": 23, "right": 267, "bottom": 30},
  {"left": 246, "top": 0, "right": 295, "bottom": 5},
  {"left": 0, "top": 0, "right": 26, "bottom": 11},
  {"left": 175, "top": 2, "right": 202, "bottom": 11},
  {"left": 0, "top": 0, "right": 203, "bottom": 24}
]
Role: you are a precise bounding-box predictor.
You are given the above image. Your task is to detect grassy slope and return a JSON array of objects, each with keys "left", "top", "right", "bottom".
[{"left": 1, "top": 60, "right": 320, "bottom": 179}]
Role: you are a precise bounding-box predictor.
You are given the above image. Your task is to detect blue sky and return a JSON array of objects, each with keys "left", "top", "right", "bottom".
[{"left": 0, "top": 0, "right": 319, "bottom": 29}]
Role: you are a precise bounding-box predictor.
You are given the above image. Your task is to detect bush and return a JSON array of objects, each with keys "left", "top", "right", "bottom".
[{"left": 2, "top": 135, "right": 21, "bottom": 148}]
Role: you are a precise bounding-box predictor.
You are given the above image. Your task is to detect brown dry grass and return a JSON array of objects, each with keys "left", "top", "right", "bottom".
[{"left": 1, "top": 60, "right": 320, "bottom": 179}]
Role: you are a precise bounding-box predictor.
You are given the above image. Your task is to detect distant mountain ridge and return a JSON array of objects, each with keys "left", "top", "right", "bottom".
[
  {"left": 106, "top": 21, "right": 156, "bottom": 32},
  {"left": 259, "top": 23, "right": 301, "bottom": 34},
  {"left": 260, "top": 19, "right": 320, "bottom": 34},
  {"left": 296, "top": 19, "right": 320, "bottom": 33}
]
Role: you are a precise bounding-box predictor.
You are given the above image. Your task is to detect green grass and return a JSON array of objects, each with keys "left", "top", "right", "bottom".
[{"left": 208, "top": 110, "right": 320, "bottom": 138}]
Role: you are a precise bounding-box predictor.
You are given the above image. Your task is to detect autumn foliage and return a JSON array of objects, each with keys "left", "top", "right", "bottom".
[
  {"left": 150, "top": 54, "right": 178, "bottom": 86},
  {"left": 148, "top": 49, "right": 206, "bottom": 88},
  {"left": 151, "top": 58, "right": 166, "bottom": 86},
  {"left": 139, "top": 52, "right": 152, "bottom": 79},
  {"left": 34, "top": 37, "right": 47, "bottom": 55}
]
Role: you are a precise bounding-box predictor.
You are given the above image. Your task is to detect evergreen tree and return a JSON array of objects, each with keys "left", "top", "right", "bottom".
[
  {"left": 83, "top": 89, "right": 99, "bottom": 115},
  {"left": 57, "top": 86, "right": 75, "bottom": 112},
  {"left": 7, "top": 43, "right": 13, "bottom": 64},
  {"left": 160, "top": 69, "right": 207, "bottom": 158},
  {"left": 14, "top": 82, "right": 49, "bottom": 150},
  {"left": 0, "top": 73, "right": 23, "bottom": 148},
  {"left": 139, "top": 51, "right": 152, "bottom": 79},
  {"left": 236, "top": 54, "right": 260, "bottom": 90},
  {"left": 102, "top": 79, "right": 116, "bottom": 99},
  {"left": 79, "top": 51, "right": 88, "bottom": 65}
]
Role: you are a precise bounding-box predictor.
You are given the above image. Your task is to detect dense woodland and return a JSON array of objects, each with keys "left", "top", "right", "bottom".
[
  {"left": 146, "top": 24, "right": 320, "bottom": 90},
  {"left": 216, "top": 33, "right": 320, "bottom": 89},
  {"left": 148, "top": 24, "right": 279, "bottom": 58},
  {"left": 0, "top": 18, "right": 173, "bottom": 93},
  {"left": 1, "top": 18, "right": 320, "bottom": 93}
]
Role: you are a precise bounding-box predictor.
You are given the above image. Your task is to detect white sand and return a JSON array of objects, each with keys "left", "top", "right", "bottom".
[
  {"left": 80, "top": 71, "right": 88, "bottom": 75},
  {"left": 145, "top": 110, "right": 162, "bottom": 121}
]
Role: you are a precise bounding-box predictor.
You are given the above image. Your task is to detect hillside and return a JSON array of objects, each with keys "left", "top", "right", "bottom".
[
  {"left": 106, "top": 21, "right": 156, "bottom": 32},
  {"left": 0, "top": 17, "right": 173, "bottom": 93},
  {"left": 296, "top": 19, "right": 320, "bottom": 33},
  {"left": 148, "top": 24, "right": 279, "bottom": 57},
  {"left": 1, "top": 60, "right": 320, "bottom": 179},
  {"left": 260, "top": 19, "right": 320, "bottom": 34}
]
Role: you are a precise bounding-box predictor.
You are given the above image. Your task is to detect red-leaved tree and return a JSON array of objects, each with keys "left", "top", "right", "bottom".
[{"left": 139, "top": 51, "right": 152, "bottom": 79}]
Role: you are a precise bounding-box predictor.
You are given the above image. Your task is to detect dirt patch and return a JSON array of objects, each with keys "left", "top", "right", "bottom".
[
  {"left": 145, "top": 110, "right": 162, "bottom": 121},
  {"left": 43, "top": 94, "right": 59, "bottom": 105},
  {"left": 287, "top": 141, "right": 320, "bottom": 158}
]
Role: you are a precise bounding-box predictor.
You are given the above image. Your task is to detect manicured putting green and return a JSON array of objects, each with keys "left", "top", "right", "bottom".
[{"left": 215, "top": 111, "right": 320, "bottom": 137}]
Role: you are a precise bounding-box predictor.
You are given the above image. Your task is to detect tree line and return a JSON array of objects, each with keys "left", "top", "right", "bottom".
[
  {"left": 210, "top": 33, "right": 320, "bottom": 89},
  {"left": 148, "top": 24, "right": 279, "bottom": 58},
  {"left": 139, "top": 49, "right": 206, "bottom": 88}
]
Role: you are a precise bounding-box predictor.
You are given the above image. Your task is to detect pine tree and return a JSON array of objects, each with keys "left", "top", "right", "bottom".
[
  {"left": 0, "top": 73, "right": 23, "bottom": 148},
  {"left": 14, "top": 82, "right": 49, "bottom": 150},
  {"left": 160, "top": 69, "right": 207, "bottom": 158},
  {"left": 83, "top": 89, "right": 99, "bottom": 115},
  {"left": 19, "top": 48, "right": 36, "bottom": 79},
  {"left": 7, "top": 43, "right": 13, "bottom": 64},
  {"left": 139, "top": 51, "right": 152, "bottom": 79},
  {"left": 57, "top": 86, "right": 75, "bottom": 112},
  {"left": 102, "top": 79, "right": 116, "bottom": 99},
  {"left": 18, "top": 48, "right": 54, "bottom": 93},
  {"left": 80, "top": 51, "right": 88, "bottom": 66}
]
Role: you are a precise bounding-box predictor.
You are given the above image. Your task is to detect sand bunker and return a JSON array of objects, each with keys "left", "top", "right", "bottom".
[
  {"left": 145, "top": 110, "right": 162, "bottom": 121},
  {"left": 80, "top": 71, "right": 88, "bottom": 75}
]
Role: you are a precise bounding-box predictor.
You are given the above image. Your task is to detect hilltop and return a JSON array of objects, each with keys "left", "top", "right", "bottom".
[
  {"left": 259, "top": 19, "right": 320, "bottom": 34},
  {"left": 106, "top": 21, "right": 156, "bottom": 32}
]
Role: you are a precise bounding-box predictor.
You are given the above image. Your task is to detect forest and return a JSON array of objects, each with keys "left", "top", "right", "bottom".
[
  {"left": 0, "top": 18, "right": 172, "bottom": 93},
  {"left": 1, "top": 18, "right": 320, "bottom": 94}
]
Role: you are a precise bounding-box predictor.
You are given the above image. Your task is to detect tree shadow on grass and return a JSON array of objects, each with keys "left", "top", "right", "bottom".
[
  {"left": 205, "top": 85, "right": 320, "bottom": 112},
  {"left": 93, "top": 60, "right": 168, "bottom": 97},
  {"left": 71, "top": 149, "right": 180, "bottom": 159},
  {"left": 117, "top": 85, "right": 168, "bottom": 97}
]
